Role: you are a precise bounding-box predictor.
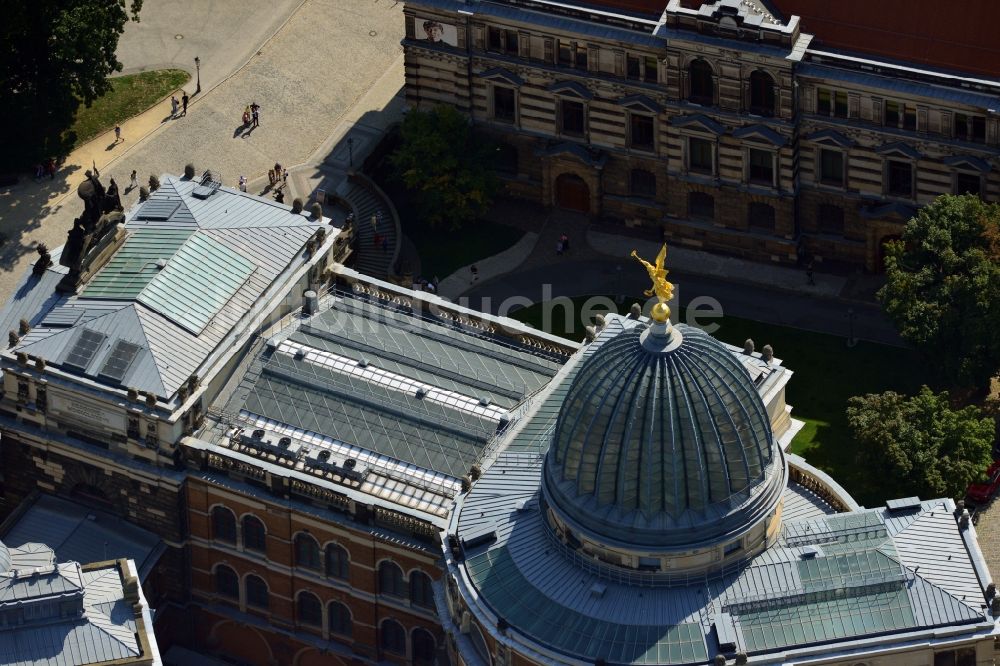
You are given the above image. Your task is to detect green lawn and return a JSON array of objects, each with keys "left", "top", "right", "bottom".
[
  {"left": 405, "top": 214, "right": 524, "bottom": 279},
  {"left": 510, "top": 296, "right": 927, "bottom": 507},
  {"left": 68, "top": 69, "right": 190, "bottom": 147}
]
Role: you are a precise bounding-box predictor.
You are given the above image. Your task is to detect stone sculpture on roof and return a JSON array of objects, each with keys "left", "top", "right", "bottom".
[{"left": 57, "top": 169, "right": 126, "bottom": 293}]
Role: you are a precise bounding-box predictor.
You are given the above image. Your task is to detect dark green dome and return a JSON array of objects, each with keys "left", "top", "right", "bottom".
[{"left": 543, "top": 322, "right": 783, "bottom": 549}]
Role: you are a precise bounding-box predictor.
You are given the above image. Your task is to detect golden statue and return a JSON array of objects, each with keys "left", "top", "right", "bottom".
[{"left": 631, "top": 244, "right": 674, "bottom": 323}]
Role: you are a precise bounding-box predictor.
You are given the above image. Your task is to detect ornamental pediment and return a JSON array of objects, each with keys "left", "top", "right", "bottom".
[{"left": 670, "top": 113, "right": 725, "bottom": 135}]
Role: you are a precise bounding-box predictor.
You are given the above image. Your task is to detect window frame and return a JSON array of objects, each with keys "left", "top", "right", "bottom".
[
  {"left": 412, "top": 627, "right": 438, "bottom": 666},
  {"left": 409, "top": 571, "right": 436, "bottom": 608},
  {"left": 885, "top": 159, "right": 915, "bottom": 198},
  {"left": 954, "top": 171, "right": 982, "bottom": 196},
  {"left": 688, "top": 192, "right": 715, "bottom": 221},
  {"left": 211, "top": 506, "right": 237, "bottom": 545},
  {"left": 628, "top": 112, "right": 655, "bottom": 152},
  {"left": 559, "top": 98, "right": 587, "bottom": 138},
  {"left": 325, "top": 543, "right": 350, "bottom": 580},
  {"left": 241, "top": 515, "right": 266, "bottom": 553},
  {"left": 378, "top": 561, "right": 406, "bottom": 598},
  {"left": 214, "top": 565, "right": 239, "bottom": 601},
  {"left": 686, "top": 135, "right": 715, "bottom": 175},
  {"left": 816, "top": 87, "right": 848, "bottom": 118},
  {"left": 629, "top": 169, "right": 656, "bottom": 198},
  {"left": 747, "top": 147, "right": 776, "bottom": 187},
  {"left": 492, "top": 84, "right": 516, "bottom": 124},
  {"left": 328, "top": 601, "right": 353, "bottom": 637},
  {"left": 381, "top": 619, "right": 407, "bottom": 656},
  {"left": 245, "top": 574, "right": 269, "bottom": 610},
  {"left": 818, "top": 148, "right": 845, "bottom": 187},
  {"left": 296, "top": 591, "right": 323, "bottom": 628},
  {"left": 749, "top": 70, "right": 776, "bottom": 117},
  {"left": 688, "top": 59, "right": 714, "bottom": 105},
  {"left": 293, "top": 533, "right": 322, "bottom": 571}
]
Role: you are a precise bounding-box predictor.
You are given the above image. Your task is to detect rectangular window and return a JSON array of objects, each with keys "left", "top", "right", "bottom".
[
  {"left": 493, "top": 86, "right": 515, "bottom": 123},
  {"left": 487, "top": 27, "right": 503, "bottom": 52},
  {"left": 561, "top": 100, "right": 585, "bottom": 136},
  {"left": 885, "top": 100, "right": 900, "bottom": 126},
  {"left": 576, "top": 44, "right": 588, "bottom": 70},
  {"left": 627, "top": 55, "right": 641, "bottom": 81},
  {"left": 748, "top": 148, "right": 774, "bottom": 185},
  {"left": 886, "top": 101, "right": 916, "bottom": 130},
  {"left": 817, "top": 88, "right": 848, "bottom": 118},
  {"left": 558, "top": 41, "right": 572, "bottom": 66},
  {"left": 629, "top": 114, "right": 654, "bottom": 151},
  {"left": 887, "top": 160, "right": 913, "bottom": 197},
  {"left": 955, "top": 113, "right": 987, "bottom": 143},
  {"left": 819, "top": 148, "right": 844, "bottom": 186},
  {"left": 644, "top": 56, "right": 658, "bottom": 83},
  {"left": 903, "top": 105, "right": 917, "bottom": 130},
  {"left": 955, "top": 172, "right": 981, "bottom": 196},
  {"left": 688, "top": 137, "right": 713, "bottom": 174},
  {"left": 503, "top": 30, "right": 519, "bottom": 55}
]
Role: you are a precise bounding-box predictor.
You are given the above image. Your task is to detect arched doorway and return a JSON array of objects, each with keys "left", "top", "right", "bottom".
[
  {"left": 555, "top": 173, "right": 590, "bottom": 213},
  {"left": 878, "top": 234, "right": 902, "bottom": 273}
]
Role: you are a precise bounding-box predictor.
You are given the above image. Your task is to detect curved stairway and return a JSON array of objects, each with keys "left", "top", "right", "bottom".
[{"left": 340, "top": 176, "right": 400, "bottom": 281}]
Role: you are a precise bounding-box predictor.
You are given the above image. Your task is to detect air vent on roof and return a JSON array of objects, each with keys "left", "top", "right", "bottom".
[
  {"left": 801, "top": 545, "right": 820, "bottom": 559},
  {"left": 589, "top": 582, "right": 607, "bottom": 598},
  {"left": 886, "top": 496, "right": 923, "bottom": 513},
  {"left": 251, "top": 429, "right": 265, "bottom": 440},
  {"left": 63, "top": 329, "right": 107, "bottom": 372},
  {"left": 479, "top": 396, "right": 492, "bottom": 407},
  {"left": 344, "top": 458, "right": 357, "bottom": 470},
  {"left": 415, "top": 387, "right": 427, "bottom": 399},
  {"left": 191, "top": 170, "right": 222, "bottom": 199},
  {"left": 461, "top": 526, "right": 497, "bottom": 551},
  {"left": 278, "top": 437, "right": 292, "bottom": 448},
  {"left": 293, "top": 349, "right": 306, "bottom": 361},
  {"left": 357, "top": 358, "right": 369, "bottom": 368}
]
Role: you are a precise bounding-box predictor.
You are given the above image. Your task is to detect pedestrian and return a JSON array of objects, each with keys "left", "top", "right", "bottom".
[
  {"left": 33, "top": 163, "right": 44, "bottom": 181},
  {"left": 181, "top": 93, "right": 189, "bottom": 116},
  {"left": 806, "top": 261, "right": 815, "bottom": 286},
  {"left": 250, "top": 102, "right": 259, "bottom": 128},
  {"left": 114, "top": 124, "right": 121, "bottom": 142},
  {"left": 425, "top": 281, "right": 436, "bottom": 294},
  {"left": 268, "top": 169, "right": 276, "bottom": 186},
  {"left": 171, "top": 95, "right": 179, "bottom": 117},
  {"left": 376, "top": 210, "right": 384, "bottom": 227},
  {"left": 130, "top": 170, "right": 138, "bottom": 189},
  {"left": 470, "top": 264, "right": 479, "bottom": 282},
  {"left": 560, "top": 233, "right": 570, "bottom": 252},
  {"left": 242, "top": 105, "right": 251, "bottom": 125},
  {"left": 282, "top": 169, "right": 289, "bottom": 187},
  {"left": 556, "top": 240, "right": 563, "bottom": 255},
  {"left": 274, "top": 163, "right": 282, "bottom": 182},
  {"left": 274, "top": 190, "right": 285, "bottom": 204},
  {"left": 239, "top": 175, "right": 247, "bottom": 192}
]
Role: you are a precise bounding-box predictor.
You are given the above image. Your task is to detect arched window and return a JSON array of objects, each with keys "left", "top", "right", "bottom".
[
  {"left": 381, "top": 619, "right": 407, "bottom": 655},
  {"left": 688, "top": 192, "right": 715, "bottom": 221},
  {"left": 747, "top": 202, "right": 776, "bottom": 232},
  {"left": 242, "top": 515, "right": 266, "bottom": 553},
  {"left": 325, "top": 544, "right": 350, "bottom": 580},
  {"left": 378, "top": 561, "right": 405, "bottom": 597},
  {"left": 211, "top": 507, "right": 236, "bottom": 544},
  {"left": 689, "top": 59, "right": 714, "bottom": 105},
  {"left": 297, "top": 591, "right": 322, "bottom": 627},
  {"left": 214, "top": 565, "right": 239, "bottom": 600},
  {"left": 749, "top": 70, "right": 776, "bottom": 116},
  {"left": 413, "top": 628, "right": 437, "bottom": 666},
  {"left": 409, "top": 571, "right": 435, "bottom": 608},
  {"left": 294, "top": 533, "right": 321, "bottom": 571},
  {"left": 245, "top": 574, "right": 269, "bottom": 609},
  {"left": 328, "top": 601, "right": 352, "bottom": 637}
]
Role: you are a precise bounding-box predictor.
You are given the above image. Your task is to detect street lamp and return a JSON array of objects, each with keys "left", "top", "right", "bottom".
[{"left": 194, "top": 56, "right": 201, "bottom": 94}]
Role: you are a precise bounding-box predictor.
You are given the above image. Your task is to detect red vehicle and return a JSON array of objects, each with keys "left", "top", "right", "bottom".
[{"left": 966, "top": 460, "right": 1000, "bottom": 505}]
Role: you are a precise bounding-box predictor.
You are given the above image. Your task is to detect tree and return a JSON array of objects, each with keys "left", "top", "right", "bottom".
[
  {"left": 389, "top": 105, "right": 498, "bottom": 229},
  {"left": 847, "top": 387, "right": 994, "bottom": 500},
  {"left": 878, "top": 194, "right": 1000, "bottom": 387},
  {"left": 0, "top": 1, "right": 143, "bottom": 170}
]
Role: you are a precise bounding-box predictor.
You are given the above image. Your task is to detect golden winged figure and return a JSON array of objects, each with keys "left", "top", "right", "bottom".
[{"left": 631, "top": 244, "right": 674, "bottom": 322}]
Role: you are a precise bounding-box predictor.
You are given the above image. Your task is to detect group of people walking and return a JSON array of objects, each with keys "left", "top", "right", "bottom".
[
  {"left": 241, "top": 102, "right": 261, "bottom": 128},
  {"left": 170, "top": 92, "right": 190, "bottom": 118}
]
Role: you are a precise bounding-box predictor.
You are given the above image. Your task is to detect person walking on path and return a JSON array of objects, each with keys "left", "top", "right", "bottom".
[
  {"left": 560, "top": 233, "right": 570, "bottom": 252},
  {"left": 171, "top": 96, "right": 179, "bottom": 117},
  {"left": 114, "top": 125, "right": 122, "bottom": 143},
  {"left": 470, "top": 264, "right": 479, "bottom": 282},
  {"left": 806, "top": 261, "right": 816, "bottom": 286},
  {"left": 242, "top": 105, "right": 251, "bottom": 125},
  {"left": 370, "top": 213, "right": 378, "bottom": 232},
  {"left": 239, "top": 175, "right": 247, "bottom": 192},
  {"left": 250, "top": 102, "right": 260, "bottom": 128},
  {"left": 129, "top": 170, "right": 138, "bottom": 190},
  {"left": 556, "top": 239, "right": 563, "bottom": 255},
  {"left": 181, "top": 93, "right": 189, "bottom": 116}
]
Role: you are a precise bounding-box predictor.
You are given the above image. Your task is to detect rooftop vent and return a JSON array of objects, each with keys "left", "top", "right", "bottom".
[
  {"left": 294, "top": 349, "right": 306, "bottom": 361},
  {"left": 886, "top": 496, "right": 923, "bottom": 513},
  {"left": 344, "top": 458, "right": 357, "bottom": 470},
  {"left": 478, "top": 396, "right": 492, "bottom": 407},
  {"left": 801, "top": 545, "right": 821, "bottom": 559},
  {"left": 357, "top": 358, "right": 369, "bottom": 368},
  {"left": 251, "top": 429, "right": 265, "bottom": 440},
  {"left": 415, "top": 387, "right": 427, "bottom": 399},
  {"left": 191, "top": 170, "right": 222, "bottom": 199},
  {"left": 589, "top": 582, "right": 607, "bottom": 598},
  {"left": 278, "top": 436, "right": 292, "bottom": 448}
]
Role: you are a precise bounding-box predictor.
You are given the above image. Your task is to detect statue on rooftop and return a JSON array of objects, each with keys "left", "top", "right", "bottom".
[
  {"left": 631, "top": 243, "right": 674, "bottom": 323},
  {"left": 56, "top": 170, "right": 127, "bottom": 293}
]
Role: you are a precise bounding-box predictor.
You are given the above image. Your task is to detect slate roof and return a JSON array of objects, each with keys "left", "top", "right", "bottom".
[
  {"left": 0, "top": 175, "right": 332, "bottom": 399},
  {"left": 451, "top": 315, "right": 995, "bottom": 665}
]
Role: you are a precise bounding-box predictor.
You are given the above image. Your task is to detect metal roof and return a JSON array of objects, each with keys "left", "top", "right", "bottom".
[
  {"left": 0, "top": 175, "right": 332, "bottom": 399},
  {"left": 450, "top": 315, "right": 993, "bottom": 665}
]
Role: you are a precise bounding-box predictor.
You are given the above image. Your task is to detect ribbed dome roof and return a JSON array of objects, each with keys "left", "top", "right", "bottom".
[{"left": 543, "top": 322, "right": 783, "bottom": 548}]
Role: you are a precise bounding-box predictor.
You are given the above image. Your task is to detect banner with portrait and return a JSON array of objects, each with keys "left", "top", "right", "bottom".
[{"left": 415, "top": 17, "right": 458, "bottom": 47}]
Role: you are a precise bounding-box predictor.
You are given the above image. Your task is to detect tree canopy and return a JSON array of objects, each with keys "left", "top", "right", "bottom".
[
  {"left": 0, "top": 0, "right": 143, "bottom": 170},
  {"left": 389, "top": 104, "right": 499, "bottom": 230},
  {"left": 878, "top": 194, "right": 1000, "bottom": 387},
  {"left": 847, "top": 387, "right": 994, "bottom": 500}
]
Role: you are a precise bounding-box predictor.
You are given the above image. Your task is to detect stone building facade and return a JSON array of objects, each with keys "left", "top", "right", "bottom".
[{"left": 402, "top": 0, "right": 1000, "bottom": 270}]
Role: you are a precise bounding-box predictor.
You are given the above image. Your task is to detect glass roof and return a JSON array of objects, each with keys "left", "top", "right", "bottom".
[
  {"left": 137, "top": 233, "right": 254, "bottom": 334},
  {"left": 81, "top": 228, "right": 193, "bottom": 299}
]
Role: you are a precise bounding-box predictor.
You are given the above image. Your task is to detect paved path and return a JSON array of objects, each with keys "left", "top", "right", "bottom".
[{"left": 0, "top": 0, "right": 405, "bottom": 303}]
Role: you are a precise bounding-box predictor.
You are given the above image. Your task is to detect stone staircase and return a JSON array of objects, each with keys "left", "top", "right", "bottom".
[{"left": 339, "top": 174, "right": 400, "bottom": 281}]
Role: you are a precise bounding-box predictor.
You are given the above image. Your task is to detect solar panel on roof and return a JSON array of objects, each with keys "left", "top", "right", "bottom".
[
  {"left": 63, "top": 329, "right": 107, "bottom": 372},
  {"left": 98, "top": 339, "right": 142, "bottom": 382}
]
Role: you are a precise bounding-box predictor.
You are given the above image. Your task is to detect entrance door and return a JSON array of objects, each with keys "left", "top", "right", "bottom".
[{"left": 555, "top": 173, "right": 590, "bottom": 213}]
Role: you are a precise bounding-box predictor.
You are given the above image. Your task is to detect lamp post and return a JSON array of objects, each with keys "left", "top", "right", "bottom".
[
  {"left": 194, "top": 56, "right": 201, "bottom": 95},
  {"left": 347, "top": 137, "right": 354, "bottom": 168}
]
